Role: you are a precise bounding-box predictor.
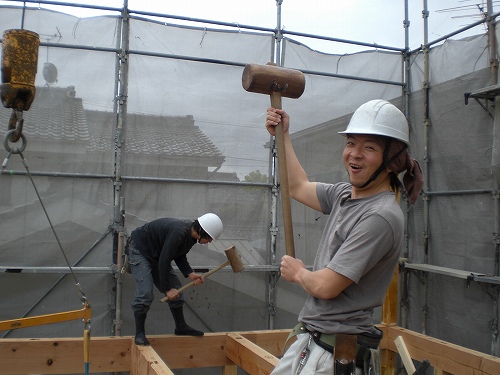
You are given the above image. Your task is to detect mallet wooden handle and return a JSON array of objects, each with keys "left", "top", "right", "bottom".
[
  {"left": 242, "top": 62, "right": 304, "bottom": 258},
  {"left": 160, "top": 260, "right": 230, "bottom": 302},
  {"left": 271, "top": 91, "right": 295, "bottom": 258}
]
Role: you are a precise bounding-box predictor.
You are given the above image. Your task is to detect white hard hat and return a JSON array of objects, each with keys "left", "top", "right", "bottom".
[
  {"left": 339, "top": 99, "right": 410, "bottom": 146},
  {"left": 197, "top": 213, "right": 223, "bottom": 240}
]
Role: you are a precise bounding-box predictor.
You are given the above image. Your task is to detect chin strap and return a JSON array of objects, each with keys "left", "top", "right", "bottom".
[{"left": 358, "top": 139, "right": 407, "bottom": 189}]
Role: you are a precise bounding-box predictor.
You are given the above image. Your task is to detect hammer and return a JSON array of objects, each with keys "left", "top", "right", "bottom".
[
  {"left": 160, "top": 246, "right": 244, "bottom": 302},
  {"left": 242, "top": 62, "right": 305, "bottom": 258},
  {"left": 395, "top": 336, "right": 431, "bottom": 375}
]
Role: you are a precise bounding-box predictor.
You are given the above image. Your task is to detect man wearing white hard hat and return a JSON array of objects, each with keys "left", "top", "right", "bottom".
[
  {"left": 128, "top": 213, "right": 223, "bottom": 345},
  {"left": 265, "top": 100, "right": 423, "bottom": 374}
]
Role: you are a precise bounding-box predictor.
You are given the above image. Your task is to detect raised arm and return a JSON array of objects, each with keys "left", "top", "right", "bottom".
[{"left": 266, "top": 107, "right": 321, "bottom": 211}]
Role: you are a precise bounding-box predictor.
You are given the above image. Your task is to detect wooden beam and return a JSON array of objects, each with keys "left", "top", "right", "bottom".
[
  {"left": 384, "top": 326, "right": 500, "bottom": 375},
  {"left": 0, "top": 336, "right": 132, "bottom": 374},
  {"left": 224, "top": 333, "right": 279, "bottom": 375},
  {"left": 131, "top": 344, "right": 174, "bottom": 375},
  {"left": 239, "top": 329, "right": 291, "bottom": 357},
  {"left": 0, "top": 332, "right": 285, "bottom": 374},
  {"left": 381, "top": 265, "right": 399, "bottom": 375},
  {"left": 380, "top": 190, "right": 401, "bottom": 375},
  {"left": 149, "top": 333, "right": 232, "bottom": 368},
  {"left": 2, "top": 328, "right": 499, "bottom": 375},
  {"left": 149, "top": 330, "right": 290, "bottom": 369},
  {"left": 222, "top": 364, "right": 237, "bottom": 375},
  {"left": 382, "top": 266, "right": 399, "bottom": 325}
]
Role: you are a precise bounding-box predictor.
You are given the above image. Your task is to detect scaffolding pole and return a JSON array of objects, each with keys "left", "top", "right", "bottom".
[{"left": 110, "top": 0, "right": 130, "bottom": 337}]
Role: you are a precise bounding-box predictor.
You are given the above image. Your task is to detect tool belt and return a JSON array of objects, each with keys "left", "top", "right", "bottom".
[
  {"left": 283, "top": 323, "right": 383, "bottom": 375},
  {"left": 285, "top": 322, "right": 383, "bottom": 374},
  {"left": 286, "top": 322, "right": 383, "bottom": 354}
]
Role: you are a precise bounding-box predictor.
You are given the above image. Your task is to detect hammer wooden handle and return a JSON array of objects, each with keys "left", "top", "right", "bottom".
[
  {"left": 242, "top": 62, "right": 304, "bottom": 259},
  {"left": 395, "top": 336, "right": 416, "bottom": 374},
  {"left": 160, "top": 260, "right": 230, "bottom": 302},
  {"left": 271, "top": 92, "right": 295, "bottom": 258}
]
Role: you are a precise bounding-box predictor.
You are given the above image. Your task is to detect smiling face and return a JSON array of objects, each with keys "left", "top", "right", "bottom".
[{"left": 342, "top": 134, "right": 392, "bottom": 198}]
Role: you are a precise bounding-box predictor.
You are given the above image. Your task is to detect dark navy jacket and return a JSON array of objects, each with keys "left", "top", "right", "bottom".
[{"left": 131, "top": 217, "right": 196, "bottom": 292}]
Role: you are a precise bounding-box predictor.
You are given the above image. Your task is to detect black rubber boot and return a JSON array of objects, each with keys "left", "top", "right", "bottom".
[
  {"left": 170, "top": 306, "right": 204, "bottom": 336},
  {"left": 134, "top": 312, "right": 150, "bottom": 345}
]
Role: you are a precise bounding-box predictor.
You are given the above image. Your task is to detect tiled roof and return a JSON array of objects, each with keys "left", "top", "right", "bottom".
[
  {"left": 0, "top": 86, "right": 224, "bottom": 164},
  {"left": 0, "top": 86, "right": 89, "bottom": 142},
  {"left": 86, "top": 111, "right": 225, "bottom": 162}
]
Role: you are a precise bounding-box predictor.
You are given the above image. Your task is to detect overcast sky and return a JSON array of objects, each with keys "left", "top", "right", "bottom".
[{"left": 0, "top": 0, "right": 494, "bottom": 53}]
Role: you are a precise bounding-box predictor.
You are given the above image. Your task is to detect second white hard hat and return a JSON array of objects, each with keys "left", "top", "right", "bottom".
[{"left": 197, "top": 213, "right": 223, "bottom": 240}]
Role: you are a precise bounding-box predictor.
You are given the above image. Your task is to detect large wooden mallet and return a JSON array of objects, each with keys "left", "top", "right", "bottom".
[
  {"left": 242, "top": 63, "right": 305, "bottom": 258},
  {"left": 160, "top": 246, "right": 244, "bottom": 302}
]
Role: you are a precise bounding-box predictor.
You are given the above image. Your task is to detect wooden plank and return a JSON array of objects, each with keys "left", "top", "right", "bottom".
[
  {"left": 2, "top": 328, "right": 499, "bottom": 375},
  {"left": 148, "top": 333, "right": 233, "bottom": 368},
  {"left": 149, "top": 330, "right": 290, "bottom": 369},
  {"left": 434, "top": 370, "right": 453, "bottom": 375},
  {"left": 239, "top": 329, "right": 291, "bottom": 357},
  {"left": 395, "top": 336, "right": 416, "bottom": 374},
  {"left": 225, "top": 333, "right": 279, "bottom": 375},
  {"left": 0, "top": 332, "right": 285, "bottom": 374},
  {"left": 0, "top": 336, "right": 131, "bottom": 374},
  {"left": 379, "top": 346, "right": 397, "bottom": 375},
  {"left": 131, "top": 344, "right": 174, "bottom": 375},
  {"left": 222, "top": 364, "right": 238, "bottom": 375},
  {"left": 380, "top": 190, "right": 400, "bottom": 375},
  {"left": 381, "top": 265, "right": 399, "bottom": 375},
  {"left": 385, "top": 326, "right": 500, "bottom": 375},
  {"left": 382, "top": 266, "right": 399, "bottom": 325}
]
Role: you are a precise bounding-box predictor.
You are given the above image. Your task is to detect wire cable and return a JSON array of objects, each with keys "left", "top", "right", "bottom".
[{"left": 15, "top": 149, "right": 89, "bottom": 303}]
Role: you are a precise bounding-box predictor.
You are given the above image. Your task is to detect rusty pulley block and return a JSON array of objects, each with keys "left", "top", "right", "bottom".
[
  {"left": 1, "top": 29, "right": 40, "bottom": 144},
  {"left": 1, "top": 29, "right": 40, "bottom": 111}
]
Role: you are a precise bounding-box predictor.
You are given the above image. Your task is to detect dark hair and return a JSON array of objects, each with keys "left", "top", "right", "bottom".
[
  {"left": 385, "top": 138, "right": 409, "bottom": 175},
  {"left": 193, "top": 220, "right": 211, "bottom": 240},
  {"left": 385, "top": 138, "right": 424, "bottom": 204},
  {"left": 383, "top": 138, "right": 407, "bottom": 192}
]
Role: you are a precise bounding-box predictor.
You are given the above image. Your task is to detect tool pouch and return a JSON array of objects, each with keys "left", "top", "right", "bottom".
[
  {"left": 356, "top": 326, "right": 382, "bottom": 374},
  {"left": 367, "top": 348, "right": 381, "bottom": 375},
  {"left": 334, "top": 333, "right": 357, "bottom": 375},
  {"left": 357, "top": 326, "right": 383, "bottom": 349}
]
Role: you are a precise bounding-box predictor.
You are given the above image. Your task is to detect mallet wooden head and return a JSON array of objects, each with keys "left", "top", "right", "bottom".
[
  {"left": 242, "top": 62, "right": 305, "bottom": 103},
  {"left": 224, "top": 246, "right": 244, "bottom": 273}
]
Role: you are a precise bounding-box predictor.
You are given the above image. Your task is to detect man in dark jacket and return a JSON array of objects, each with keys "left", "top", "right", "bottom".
[{"left": 128, "top": 213, "right": 223, "bottom": 345}]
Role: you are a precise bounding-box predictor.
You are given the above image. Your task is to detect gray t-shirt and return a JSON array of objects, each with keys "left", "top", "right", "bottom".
[{"left": 298, "top": 182, "right": 404, "bottom": 334}]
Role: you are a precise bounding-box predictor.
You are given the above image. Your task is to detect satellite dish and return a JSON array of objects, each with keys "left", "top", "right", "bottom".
[{"left": 43, "top": 62, "right": 57, "bottom": 84}]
